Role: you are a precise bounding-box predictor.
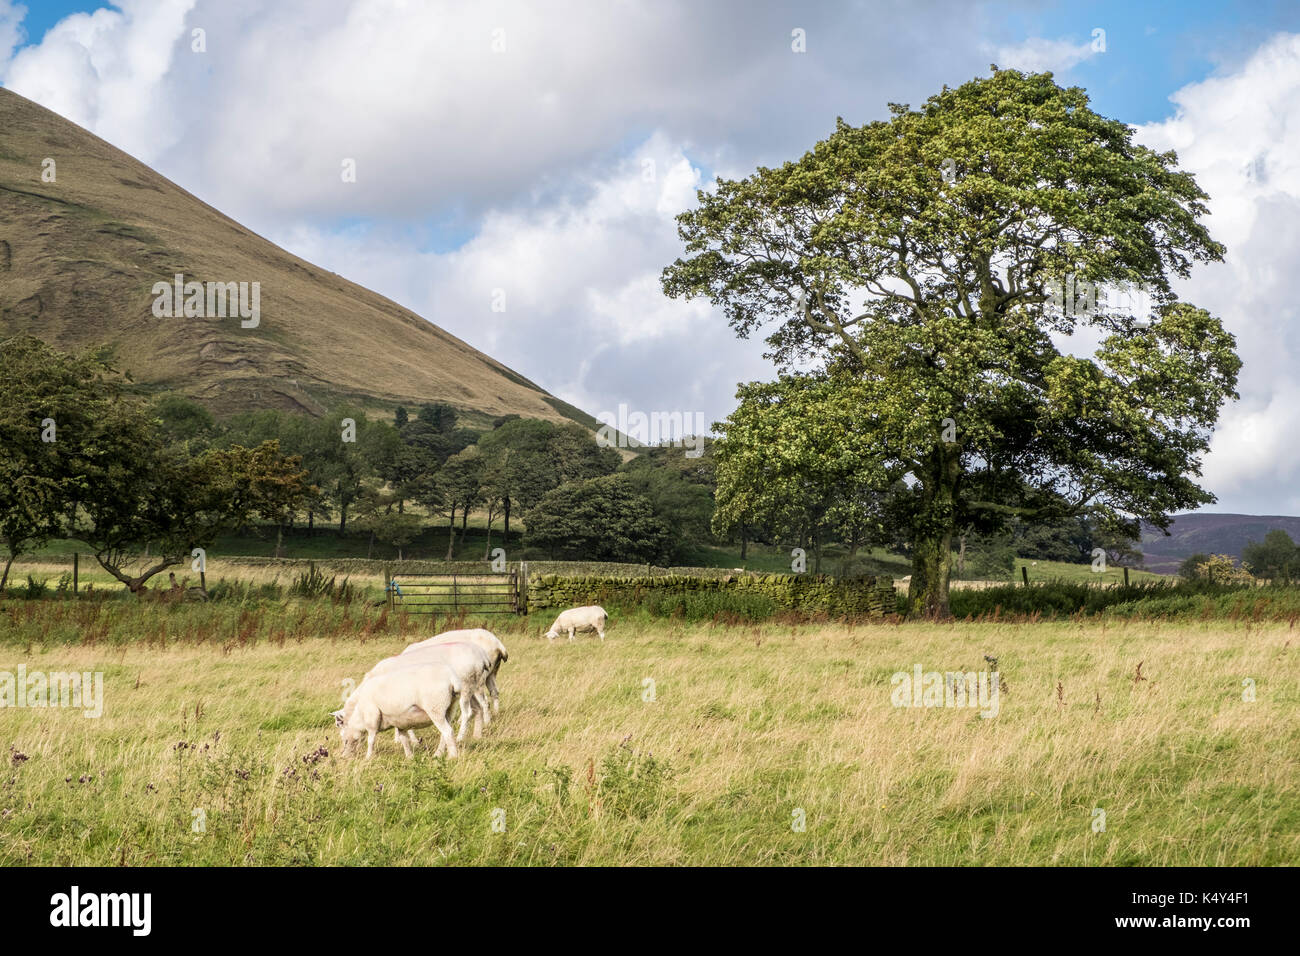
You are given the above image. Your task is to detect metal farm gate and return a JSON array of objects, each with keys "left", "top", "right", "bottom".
[{"left": 385, "top": 572, "right": 522, "bottom": 615}]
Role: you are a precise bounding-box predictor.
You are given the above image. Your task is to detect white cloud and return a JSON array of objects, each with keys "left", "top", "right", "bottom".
[
  {"left": 0, "top": 0, "right": 1001, "bottom": 437},
  {"left": 1137, "top": 33, "right": 1300, "bottom": 512},
  {"left": 989, "top": 35, "right": 1101, "bottom": 73},
  {"left": 8, "top": 2, "right": 1300, "bottom": 511},
  {"left": 0, "top": 0, "right": 26, "bottom": 74}
]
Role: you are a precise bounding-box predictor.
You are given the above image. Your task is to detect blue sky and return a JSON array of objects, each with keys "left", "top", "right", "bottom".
[{"left": 5, "top": 1, "right": 1300, "bottom": 514}]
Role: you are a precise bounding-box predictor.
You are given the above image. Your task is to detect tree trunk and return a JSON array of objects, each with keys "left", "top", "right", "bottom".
[
  {"left": 740, "top": 525, "right": 748, "bottom": 560},
  {"left": 906, "top": 447, "right": 961, "bottom": 618},
  {"left": 461, "top": 508, "right": 469, "bottom": 549},
  {"left": 446, "top": 506, "right": 456, "bottom": 560},
  {"left": 0, "top": 551, "right": 15, "bottom": 593},
  {"left": 907, "top": 532, "right": 954, "bottom": 618},
  {"left": 308, "top": 510, "right": 315, "bottom": 535},
  {"left": 504, "top": 497, "right": 511, "bottom": 545},
  {"left": 483, "top": 518, "right": 493, "bottom": 560},
  {"left": 957, "top": 533, "right": 967, "bottom": 576},
  {"left": 275, "top": 523, "right": 284, "bottom": 559},
  {"left": 338, "top": 502, "right": 348, "bottom": 535}
]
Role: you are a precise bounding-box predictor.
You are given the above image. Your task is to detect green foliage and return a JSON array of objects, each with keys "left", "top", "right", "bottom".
[
  {"left": 595, "top": 746, "right": 675, "bottom": 819},
  {"left": 640, "top": 589, "right": 777, "bottom": 622},
  {"left": 152, "top": 394, "right": 217, "bottom": 448},
  {"left": 0, "top": 336, "right": 130, "bottom": 588},
  {"left": 619, "top": 454, "right": 715, "bottom": 561},
  {"left": 1241, "top": 529, "right": 1299, "bottom": 582},
  {"left": 944, "top": 576, "right": 1300, "bottom": 620},
  {"left": 289, "top": 561, "right": 354, "bottom": 602},
  {"left": 1189, "top": 554, "right": 1254, "bottom": 585},
  {"left": 663, "top": 68, "right": 1240, "bottom": 617},
  {"left": 524, "top": 474, "right": 674, "bottom": 564},
  {"left": 1178, "top": 552, "right": 1212, "bottom": 580},
  {"left": 528, "top": 570, "right": 895, "bottom": 620}
]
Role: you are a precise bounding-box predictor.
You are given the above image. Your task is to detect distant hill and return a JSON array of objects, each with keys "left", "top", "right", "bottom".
[
  {"left": 0, "top": 87, "right": 595, "bottom": 428},
  {"left": 1139, "top": 513, "right": 1300, "bottom": 574}
]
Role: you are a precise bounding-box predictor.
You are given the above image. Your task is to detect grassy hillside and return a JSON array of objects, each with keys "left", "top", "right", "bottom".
[{"left": 0, "top": 87, "right": 585, "bottom": 426}]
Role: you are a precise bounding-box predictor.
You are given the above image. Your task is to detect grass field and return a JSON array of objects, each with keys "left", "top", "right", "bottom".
[{"left": 1, "top": 600, "right": 1295, "bottom": 865}]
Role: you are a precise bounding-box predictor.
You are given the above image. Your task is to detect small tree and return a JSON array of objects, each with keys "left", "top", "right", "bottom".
[
  {"left": 1241, "top": 529, "right": 1299, "bottom": 583},
  {"left": 1192, "top": 554, "right": 1254, "bottom": 586},
  {"left": 1178, "top": 552, "right": 1212, "bottom": 580}
]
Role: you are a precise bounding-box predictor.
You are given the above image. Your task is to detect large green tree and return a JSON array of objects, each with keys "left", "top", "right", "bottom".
[
  {"left": 663, "top": 69, "right": 1240, "bottom": 616},
  {"left": 0, "top": 337, "right": 128, "bottom": 589}
]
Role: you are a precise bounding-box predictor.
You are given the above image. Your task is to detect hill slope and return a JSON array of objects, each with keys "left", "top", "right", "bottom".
[
  {"left": 1140, "top": 513, "right": 1300, "bottom": 573},
  {"left": 0, "top": 87, "right": 589, "bottom": 426}
]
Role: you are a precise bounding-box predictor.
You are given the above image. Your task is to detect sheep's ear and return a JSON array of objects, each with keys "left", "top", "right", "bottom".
[{"left": 331, "top": 709, "right": 344, "bottom": 727}]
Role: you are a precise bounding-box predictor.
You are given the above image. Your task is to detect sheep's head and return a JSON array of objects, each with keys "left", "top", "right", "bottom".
[{"left": 331, "top": 709, "right": 347, "bottom": 741}]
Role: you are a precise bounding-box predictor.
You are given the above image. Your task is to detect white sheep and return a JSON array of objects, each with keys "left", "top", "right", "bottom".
[
  {"left": 332, "top": 660, "right": 461, "bottom": 760},
  {"left": 544, "top": 605, "right": 608, "bottom": 642},
  {"left": 402, "top": 629, "right": 508, "bottom": 713},
  {"left": 366, "top": 641, "right": 493, "bottom": 741}
]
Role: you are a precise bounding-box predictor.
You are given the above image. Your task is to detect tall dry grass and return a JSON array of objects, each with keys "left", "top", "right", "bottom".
[{"left": 0, "top": 604, "right": 1295, "bottom": 865}]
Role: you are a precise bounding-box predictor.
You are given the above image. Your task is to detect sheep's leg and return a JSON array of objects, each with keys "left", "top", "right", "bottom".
[
  {"left": 568, "top": 626, "right": 575, "bottom": 642},
  {"left": 455, "top": 693, "right": 472, "bottom": 742},
  {"left": 364, "top": 729, "right": 377, "bottom": 760},
  {"left": 472, "top": 693, "right": 486, "bottom": 738},
  {"left": 476, "top": 687, "right": 492, "bottom": 729},
  {"left": 398, "top": 731, "right": 414, "bottom": 759},
  {"left": 597, "top": 623, "right": 605, "bottom": 641},
  {"left": 432, "top": 708, "right": 458, "bottom": 758},
  {"left": 487, "top": 672, "right": 500, "bottom": 713}
]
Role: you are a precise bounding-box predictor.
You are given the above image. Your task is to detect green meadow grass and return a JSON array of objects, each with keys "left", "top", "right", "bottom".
[{"left": 1, "top": 599, "right": 1295, "bottom": 865}]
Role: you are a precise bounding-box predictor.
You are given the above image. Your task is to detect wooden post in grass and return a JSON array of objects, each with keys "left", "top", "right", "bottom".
[
  {"left": 384, "top": 563, "right": 393, "bottom": 611},
  {"left": 1123, "top": 566, "right": 1130, "bottom": 587},
  {"left": 512, "top": 556, "right": 522, "bottom": 616},
  {"left": 73, "top": 552, "right": 78, "bottom": 594},
  {"left": 1021, "top": 565, "right": 1029, "bottom": 586}
]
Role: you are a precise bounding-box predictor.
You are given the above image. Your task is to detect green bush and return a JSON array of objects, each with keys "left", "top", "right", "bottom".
[{"left": 947, "top": 578, "right": 1299, "bottom": 620}]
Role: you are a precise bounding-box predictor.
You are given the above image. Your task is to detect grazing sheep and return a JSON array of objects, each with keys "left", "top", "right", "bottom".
[
  {"left": 366, "top": 641, "right": 493, "bottom": 741},
  {"left": 544, "top": 605, "right": 608, "bottom": 642},
  {"left": 402, "top": 629, "right": 508, "bottom": 713},
  {"left": 332, "top": 660, "right": 461, "bottom": 760}
]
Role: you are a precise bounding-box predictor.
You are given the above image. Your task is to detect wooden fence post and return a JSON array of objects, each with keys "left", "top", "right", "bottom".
[
  {"left": 1123, "top": 566, "right": 1130, "bottom": 586},
  {"left": 73, "top": 552, "right": 79, "bottom": 595},
  {"left": 1021, "top": 566, "right": 1029, "bottom": 586}
]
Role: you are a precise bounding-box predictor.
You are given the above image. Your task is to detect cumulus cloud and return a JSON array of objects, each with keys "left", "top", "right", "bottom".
[
  {"left": 6, "top": 1, "right": 1300, "bottom": 511},
  {"left": 0, "top": 0, "right": 26, "bottom": 74},
  {"left": 1137, "top": 33, "right": 1300, "bottom": 512},
  {"left": 0, "top": 0, "right": 1005, "bottom": 437},
  {"left": 989, "top": 34, "right": 1103, "bottom": 73}
]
